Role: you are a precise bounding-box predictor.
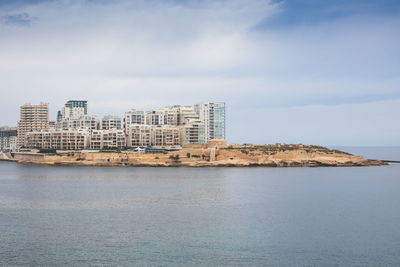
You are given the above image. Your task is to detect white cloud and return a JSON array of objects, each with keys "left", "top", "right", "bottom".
[{"left": 0, "top": 0, "right": 399, "bottom": 145}]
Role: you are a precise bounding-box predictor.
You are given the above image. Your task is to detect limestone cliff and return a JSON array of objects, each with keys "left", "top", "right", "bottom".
[{"left": 8, "top": 145, "right": 386, "bottom": 167}]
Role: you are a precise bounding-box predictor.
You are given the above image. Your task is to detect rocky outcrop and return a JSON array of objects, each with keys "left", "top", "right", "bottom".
[{"left": 7, "top": 148, "right": 387, "bottom": 167}]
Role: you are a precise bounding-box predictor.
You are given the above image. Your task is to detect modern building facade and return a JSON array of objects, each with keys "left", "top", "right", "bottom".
[
  {"left": 101, "top": 115, "right": 122, "bottom": 130},
  {"left": 0, "top": 127, "right": 17, "bottom": 152},
  {"left": 126, "top": 125, "right": 181, "bottom": 147},
  {"left": 127, "top": 125, "right": 152, "bottom": 147},
  {"left": 195, "top": 102, "right": 226, "bottom": 142},
  {"left": 17, "top": 103, "right": 50, "bottom": 148},
  {"left": 25, "top": 130, "right": 89, "bottom": 150},
  {"left": 152, "top": 126, "right": 181, "bottom": 146},
  {"left": 90, "top": 129, "right": 126, "bottom": 149},
  {"left": 18, "top": 100, "right": 226, "bottom": 150},
  {"left": 124, "top": 109, "right": 146, "bottom": 135},
  {"left": 59, "top": 115, "right": 100, "bottom": 131},
  {"left": 179, "top": 120, "right": 206, "bottom": 144},
  {"left": 58, "top": 100, "right": 88, "bottom": 121},
  {"left": 146, "top": 110, "right": 165, "bottom": 126}
]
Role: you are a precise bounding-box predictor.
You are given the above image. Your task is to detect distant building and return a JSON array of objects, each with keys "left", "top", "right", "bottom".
[
  {"left": 162, "top": 106, "right": 179, "bottom": 126},
  {"left": 17, "top": 103, "right": 50, "bottom": 148},
  {"left": 152, "top": 126, "right": 181, "bottom": 146},
  {"left": 127, "top": 125, "right": 152, "bottom": 147},
  {"left": 179, "top": 119, "right": 206, "bottom": 145},
  {"left": 195, "top": 102, "right": 225, "bottom": 142},
  {"left": 124, "top": 109, "right": 146, "bottom": 135},
  {"left": 60, "top": 115, "right": 100, "bottom": 131},
  {"left": 58, "top": 100, "right": 88, "bottom": 121},
  {"left": 25, "top": 130, "right": 89, "bottom": 150},
  {"left": 161, "top": 105, "right": 200, "bottom": 125},
  {"left": 146, "top": 110, "right": 165, "bottom": 126},
  {"left": 101, "top": 115, "right": 122, "bottom": 130},
  {"left": 90, "top": 129, "right": 126, "bottom": 150},
  {"left": 0, "top": 126, "right": 17, "bottom": 152},
  {"left": 18, "top": 100, "right": 226, "bottom": 150},
  {"left": 126, "top": 125, "right": 181, "bottom": 147},
  {"left": 176, "top": 106, "right": 200, "bottom": 125},
  {"left": 49, "top": 121, "right": 56, "bottom": 130}
]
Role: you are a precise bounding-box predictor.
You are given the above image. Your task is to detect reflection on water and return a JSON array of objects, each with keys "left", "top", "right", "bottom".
[{"left": 1, "top": 160, "right": 400, "bottom": 266}]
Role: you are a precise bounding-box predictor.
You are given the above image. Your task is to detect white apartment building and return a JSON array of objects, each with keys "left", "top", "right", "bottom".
[
  {"left": 17, "top": 103, "right": 50, "bottom": 148},
  {"left": 126, "top": 125, "right": 181, "bottom": 147},
  {"left": 0, "top": 127, "right": 17, "bottom": 152},
  {"left": 101, "top": 115, "right": 122, "bottom": 130},
  {"left": 57, "top": 100, "right": 88, "bottom": 121},
  {"left": 124, "top": 109, "right": 146, "bottom": 135},
  {"left": 25, "top": 130, "right": 90, "bottom": 150},
  {"left": 90, "top": 129, "right": 126, "bottom": 150},
  {"left": 179, "top": 120, "right": 206, "bottom": 145},
  {"left": 127, "top": 125, "right": 152, "bottom": 147},
  {"left": 194, "top": 102, "right": 226, "bottom": 142},
  {"left": 59, "top": 115, "right": 100, "bottom": 131},
  {"left": 146, "top": 110, "right": 165, "bottom": 126}
]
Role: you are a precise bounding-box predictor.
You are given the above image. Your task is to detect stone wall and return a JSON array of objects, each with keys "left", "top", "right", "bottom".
[{"left": 14, "top": 152, "right": 46, "bottom": 162}]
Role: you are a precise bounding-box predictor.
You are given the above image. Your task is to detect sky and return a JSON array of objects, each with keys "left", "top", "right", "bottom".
[{"left": 0, "top": 0, "right": 399, "bottom": 146}]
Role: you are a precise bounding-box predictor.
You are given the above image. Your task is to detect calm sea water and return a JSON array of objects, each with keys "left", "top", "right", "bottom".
[{"left": 1, "top": 147, "right": 400, "bottom": 266}]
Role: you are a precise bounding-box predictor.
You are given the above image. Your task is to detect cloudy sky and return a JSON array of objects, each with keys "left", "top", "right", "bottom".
[{"left": 0, "top": 0, "right": 399, "bottom": 146}]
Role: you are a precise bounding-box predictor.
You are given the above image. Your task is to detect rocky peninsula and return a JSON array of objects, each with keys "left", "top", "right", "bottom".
[{"left": 2, "top": 144, "right": 386, "bottom": 167}]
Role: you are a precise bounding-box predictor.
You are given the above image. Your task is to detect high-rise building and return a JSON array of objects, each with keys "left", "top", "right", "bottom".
[
  {"left": 146, "top": 110, "right": 165, "bottom": 126},
  {"left": 60, "top": 115, "right": 100, "bottom": 131},
  {"left": 162, "top": 106, "right": 179, "bottom": 126},
  {"left": 0, "top": 126, "right": 17, "bottom": 152},
  {"left": 124, "top": 109, "right": 146, "bottom": 135},
  {"left": 162, "top": 105, "right": 200, "bottom": 126},
  {"left": 101, "top": 115, "right": 122, "bottom": 130},
  {"left": 58, "top": 100, "right": 88, "bottom": 121},
  {"left": 194, "top": 102, "right": 226, "bottom": 142},
  {"left": 17, "top": 103, "right": 50, "bottom": 148},
  {"left": 179, "top": 120, "right": 206, "bottom": 145}
]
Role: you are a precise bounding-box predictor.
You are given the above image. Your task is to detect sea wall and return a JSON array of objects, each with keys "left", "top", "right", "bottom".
[{"left": 14, "top": 152, "right": 46, "bottom": 163}]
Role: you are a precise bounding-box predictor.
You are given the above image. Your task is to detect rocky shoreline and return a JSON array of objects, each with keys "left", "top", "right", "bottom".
[{"left": 3, "top": 146, "right": 387, "bottom": 167}]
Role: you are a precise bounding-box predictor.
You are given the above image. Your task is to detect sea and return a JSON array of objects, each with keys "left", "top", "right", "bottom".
[{"left": 0, "top": 147, "right": 399, "bottom": 266}]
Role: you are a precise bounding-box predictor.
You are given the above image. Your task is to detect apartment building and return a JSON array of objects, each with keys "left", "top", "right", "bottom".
[
  {"left": 25, "top": 130, "right": 89, "bottom": 150},
  {"left": 101, "top": 115, "right": 122, "bottom": 130},
  {"left": 59, "top": 115, "right": 100, "bottom": 131},
  {"left": 124, "top": 109, "right": 146, "bottom": 135},
  {"left": 17, "top": 100, "right": 226, "bottom": 150},
  {"left": 162, "top": 106, "right": 179, "bottom": 126},
  {"left": 126, "top": 125, "right": 181, "bottom": 147},
  {"left": 49, "top": 121, "right": 56, "bottom": 130},
  {"left": 179, "top": 120, "right": 206, "bottom": 144},
  {"left": 162, "top": 105, "right": 200, "bottom": 126},
  {"left": 57, "top": 100, "right": 88, "bottom": 121},
  {"left": 90, "top": 129, "right": 126, "bottom": 150},
  {"left": 146, "top": 110, "right": 165, "bottom": 126},
  {"left": 194, "top": 102, "right": 226, "bottom": 142},
  {"left": 127, "top": 125, "right": 152, "bottom": 147},
  {"left": 152, "top": 126, "right": 181, "bottom": 146},
  {"left": 0, "top": 127, "right": 17, "bottom": 152},
  {"left": 17, "top": 103, "right": 50, "bottom": 148}
]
